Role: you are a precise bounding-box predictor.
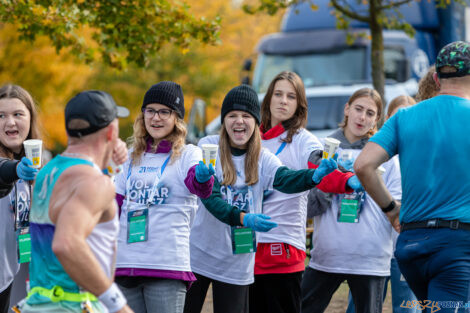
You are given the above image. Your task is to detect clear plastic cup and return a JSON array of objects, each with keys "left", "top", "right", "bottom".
[
  {"left": 201, "top": 144, "right": 218, "bottom": 167},
  {"left": 23, "top": 139, "right": 42, "bottom": 168}
]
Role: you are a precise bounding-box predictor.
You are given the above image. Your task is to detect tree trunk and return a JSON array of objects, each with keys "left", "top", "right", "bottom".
[{"left": 369, "top": 0, "right": 386, "bottom": 127}]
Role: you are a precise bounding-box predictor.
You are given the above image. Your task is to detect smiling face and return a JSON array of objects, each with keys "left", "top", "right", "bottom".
[
  {"left": 143, "top": 103, "right": 176, "bottom": 140},
  {"left": 0, "top": 98, "right": 31, "bottom": 154},
  {"left": 269, "top": 79, "right": 298, "bottom": 128},
  {"left": 224, "top": 110, "right": 256, "bottom": 149},
  {"left": 344, "top": 96, "right": 378, "bottom": 142}
]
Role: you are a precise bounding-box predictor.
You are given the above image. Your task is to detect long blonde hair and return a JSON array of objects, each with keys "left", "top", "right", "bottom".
[
  {"left": 129, "top": 112, "right": 187, "bottom": 164},
  {"left": 219, "top": 125, "right": 261, "bottom": 186}
]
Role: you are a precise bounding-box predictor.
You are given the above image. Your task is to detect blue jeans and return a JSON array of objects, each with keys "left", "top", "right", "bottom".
[
  {"left": 118, "top": 277, "right": 186, "bottom": 313},
  {"left": 395, "top": 228, "right": 470, "bottom": 313},
  {"left": 346, "top": 258, "right": 418, "bottom": 313}
]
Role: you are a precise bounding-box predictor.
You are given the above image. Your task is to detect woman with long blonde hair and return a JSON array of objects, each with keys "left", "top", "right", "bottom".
[
  {"left": 185, "top": 84, "right": 337, "bottom": 313},
  {"left": 114, "top": 81, "right": 214, "bottom": 313}
]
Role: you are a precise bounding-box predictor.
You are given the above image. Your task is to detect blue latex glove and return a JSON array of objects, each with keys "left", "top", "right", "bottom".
[
  {"left": 338, "top": 158, "right": 354, "bottom": 172},
  {"left": 312, "top": 157, "right": 338, "bottom": 184},
  {"left": 243, "top": 213, "right": 278, "bottom": 232},
  {"left": 16, "top": 157, "right": 38, "bottom": 181},
  {"left": 195, "top": 161, "right": 215, "bottom": 183},
  {"left": 347, "top": 175, "right": 364, "bottom": 192}
]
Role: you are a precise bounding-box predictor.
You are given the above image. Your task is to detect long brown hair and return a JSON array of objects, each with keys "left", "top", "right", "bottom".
[
  {"left": 386, "top": 95, "right": 416, "bottom": 119},
  {"left": 339, "top": 88, "right": 382, "bottom": 138},
  {"left": 219, "top": 124, "right": 261, "bottom": 186},
  {"left": 129, "top": 112, "right": 187, "bottom": 165},
  {"left": 0, "top": 84, "right": 41, "bottom": 159},
  {"left": 260, "top": 71, "right": 307, "bottom": 143}
]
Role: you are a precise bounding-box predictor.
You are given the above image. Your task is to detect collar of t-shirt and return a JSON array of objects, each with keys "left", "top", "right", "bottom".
[
  {"left": 145, "top": 137, "right": 172, "bottom": 154},
  {"left": 260, "top": 123, "right": 286, "bottom": 140}
]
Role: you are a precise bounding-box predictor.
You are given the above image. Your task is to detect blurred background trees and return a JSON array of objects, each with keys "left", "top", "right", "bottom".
[{"left": 0, "top": 0, "right": 281, "bottom": 152}]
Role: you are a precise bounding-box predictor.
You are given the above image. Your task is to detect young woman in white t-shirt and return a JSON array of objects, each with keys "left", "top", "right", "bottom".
[
  {"left": 0, "top": 84, "right": 40, "bottom": 313},
  {"left": 114, "top": 81, "right": 215, "bottom": 313},
  {"left": 301, "top": 87, "right": 402, "bottom": 313},
  {"left": 185, "top": 84, "right": 337, "bottom": 313},
  {"left": 251, "top": 71, "right": 363, "bottom": 313}
]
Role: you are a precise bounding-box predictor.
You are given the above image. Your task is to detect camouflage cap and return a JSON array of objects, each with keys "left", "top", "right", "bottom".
[{"left": 436, "top": 41, "right": 470, "bottom": 79}]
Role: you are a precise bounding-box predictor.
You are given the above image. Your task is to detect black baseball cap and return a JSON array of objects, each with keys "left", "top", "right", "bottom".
[{"left": 65, "top": 90, "right": 129, "bottom": 137}]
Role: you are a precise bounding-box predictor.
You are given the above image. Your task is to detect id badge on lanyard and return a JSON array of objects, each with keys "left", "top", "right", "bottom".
[
  {"left": 227, "top": 186, "right": 257, "bottom": 254},
  {"left": 13, "top": 182, "right": 32, "bottom": 263},
  {"left": 337, "top": 191, "right": 366, "bottom": 223},
  {"left": 125, "top": 155, "right": 170, "bottom": 244}
]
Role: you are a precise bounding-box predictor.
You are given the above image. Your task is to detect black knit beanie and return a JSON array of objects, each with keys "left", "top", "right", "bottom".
[
  {"left": 142, "top": 81, "right": 185, "bottom": 118},
  {"left": 221, "top": 84, "right": 260, "bottom": 124}
]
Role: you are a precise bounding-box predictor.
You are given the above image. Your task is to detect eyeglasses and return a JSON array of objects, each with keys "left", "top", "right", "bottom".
[{"left": 142, "top": 108, "right": 173, "bottom": 120}]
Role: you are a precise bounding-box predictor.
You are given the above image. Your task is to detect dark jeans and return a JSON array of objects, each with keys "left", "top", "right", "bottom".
[
  {"left": 0, "top": 284, "right": 12, "bottom": 313},
  {"left": 249, "top": 271, "right": 303, "bottom": 313},
  {"left": 395, "top": 228, "right": 470, "bottom": 313},
  {"left": 301, "top": 267, "right": 385, "bottom": 313},
  {"left": 184, "top": 273, "right": 249, "bottom": 313}
]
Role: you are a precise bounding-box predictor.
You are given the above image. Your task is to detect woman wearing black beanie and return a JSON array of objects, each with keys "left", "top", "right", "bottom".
[{"left": 184, "top": 84, "right": 337, "bottom": 313}]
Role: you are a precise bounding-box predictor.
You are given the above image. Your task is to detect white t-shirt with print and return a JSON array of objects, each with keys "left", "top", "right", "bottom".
[
  {"left": 115, "top": 144, "right": 202, "bottom": 272},
  {"left": 259, "top": 128, "right": 322, "bottom": 250},
  {"left": 0, "top": 180, "right": 30, "bottom": 292},
  {"left": 190, "top": 135, "right": 282, "bottom": 285},
  {"left": 309, "top": 148, "right": 402, "bottom": 276}
]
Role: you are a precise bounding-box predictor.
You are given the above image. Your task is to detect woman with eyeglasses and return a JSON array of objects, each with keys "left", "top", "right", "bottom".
[{"left": 113, "top": 81, "right": 215, "bottom": 313}]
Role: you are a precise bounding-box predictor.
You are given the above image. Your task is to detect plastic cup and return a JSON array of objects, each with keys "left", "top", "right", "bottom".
[
  {"left": 201, "top": 144, "right": 218, "bottom": 167},
  {"left": 107, "top": 160, "right": 123, "bottom": 176},
  {"left": 322, "top": 137, "right": 340, "bottom": 159},
  {"left": 23, "top": 139, "right": 42, "bottom": 168}
]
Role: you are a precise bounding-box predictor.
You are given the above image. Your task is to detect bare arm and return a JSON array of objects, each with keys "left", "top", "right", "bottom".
[
  {"left": 50, "top": 167, "right": 115, "bottom": 295},
  {"left": 354, "top": 142, "right": 401, "bottom": 231}
]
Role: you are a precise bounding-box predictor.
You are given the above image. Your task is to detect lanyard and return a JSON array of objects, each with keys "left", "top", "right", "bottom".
[
  {"left": 13, "top": 180, "right": 32, "bottom": 231},
  {"left": 275, "top": 142, "right": 287, "bottom": 156},
  {"left": 125, "top": 154, "right": 171, "bottom": 207},
  {"left": 225, "top": 185, "right": 254, "bottom": 213}
]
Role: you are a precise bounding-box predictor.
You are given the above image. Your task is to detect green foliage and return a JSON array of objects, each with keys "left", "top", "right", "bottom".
[{"left": 0, "top": 0, "right": 221, "bottom": 69}]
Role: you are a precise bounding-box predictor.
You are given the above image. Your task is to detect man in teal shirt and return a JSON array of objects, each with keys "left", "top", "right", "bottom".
[{"left": 355, "top": 41, "right": 470, "bottom": 312}]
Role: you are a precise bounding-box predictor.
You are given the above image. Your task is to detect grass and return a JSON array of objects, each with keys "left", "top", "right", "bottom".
[{"left": 200, "top": 280, "right": 393, "bottom": 313}]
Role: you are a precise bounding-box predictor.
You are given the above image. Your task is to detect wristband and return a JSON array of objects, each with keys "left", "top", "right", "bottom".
[
  {"left": 381, "top": 200, "right": 396, "bottom": 213},
  {"left": 98, "top": 283, "right": 126, "bottom": 313}
]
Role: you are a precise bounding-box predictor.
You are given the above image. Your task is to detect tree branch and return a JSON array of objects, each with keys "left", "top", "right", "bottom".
[
  {"left": 378, "top": 0, "right": 414, "bottom": 11},
  {"left": 330, "top": 0, "right": 371, "bottom": 23}
]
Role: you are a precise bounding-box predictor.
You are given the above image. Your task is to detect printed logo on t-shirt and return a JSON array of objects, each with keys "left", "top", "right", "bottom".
[
  {"left": 127, "top": 179, "right": 170, "bottom": 205},
  {"left": 270, "top": 243, "right": 283, "bottom": 256},
  {"left": 220, "top": 185, "right": 251, "bottom": 212}
]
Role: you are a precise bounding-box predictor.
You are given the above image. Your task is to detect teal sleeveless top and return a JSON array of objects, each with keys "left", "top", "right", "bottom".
[{"left": 28, "top": 155, "right": 93, "bottom": 304}]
